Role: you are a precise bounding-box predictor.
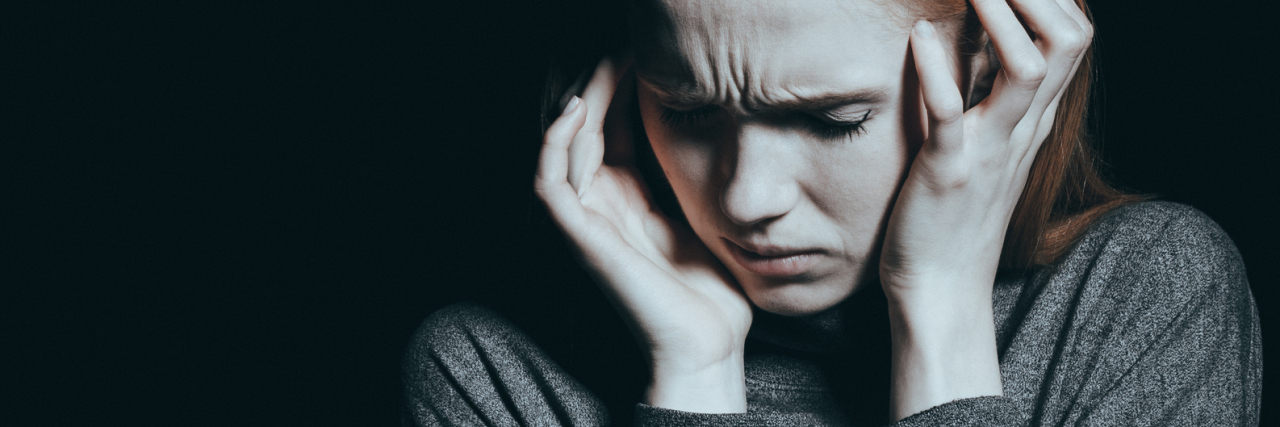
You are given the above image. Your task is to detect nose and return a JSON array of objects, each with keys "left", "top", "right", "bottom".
[{"left": 719, "top": 125, "right": 800, "bottom": 227}]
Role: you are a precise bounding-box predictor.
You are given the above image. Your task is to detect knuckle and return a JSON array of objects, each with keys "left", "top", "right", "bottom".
[
  {"left": 1007, "top": 56, "right": 1048, "bottom": 85},
  {"left": 543, "top": 127, "right": 569, "bottom": 146},
  {"left": 576, "top": 127, "right": 603, "bottom": 141},
  {"left": 919, "top": 150, "right": 974, "bottom": 188},
  {"left": 533, "top": 173, "right": 564, "bottom": 198},
  {"left": 931, "top": 102, "right": 964, "bottom": 125},
  {"left": 533, "top": 178, "right": 551, "bottom": 197},
  {"left": 1055, "top": 29, "right": 1088, "bottom": 55}
]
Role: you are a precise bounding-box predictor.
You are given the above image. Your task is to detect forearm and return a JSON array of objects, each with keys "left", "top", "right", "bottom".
[{"left": 885, "top": 287, "right": 1003, "bottom": 421}]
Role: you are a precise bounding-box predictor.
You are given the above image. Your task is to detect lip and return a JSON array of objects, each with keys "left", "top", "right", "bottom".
[{"left": 722, "top": 238, "right": 824, "bottom": 277}]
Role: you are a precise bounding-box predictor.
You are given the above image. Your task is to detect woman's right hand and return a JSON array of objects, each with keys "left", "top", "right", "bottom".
[{"left": 535, "top": 57, "right": 752, "bottom": 413}]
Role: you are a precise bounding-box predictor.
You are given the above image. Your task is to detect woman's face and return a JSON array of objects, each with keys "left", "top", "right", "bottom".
[{"left": 635, "top": 0, "right": 953, "bottom": 315}]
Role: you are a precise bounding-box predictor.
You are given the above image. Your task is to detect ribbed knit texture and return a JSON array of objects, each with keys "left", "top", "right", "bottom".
[{"left": 402, "top": 202, "right": 1262, "bottom": 426}]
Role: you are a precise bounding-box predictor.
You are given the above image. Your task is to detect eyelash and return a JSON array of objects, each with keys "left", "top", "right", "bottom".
[
  {"left": 658, "top": 106, "right": 871, "bottom": 141},
  {"left": 807, "top": 110, "right": 871, "bottom": 140}
]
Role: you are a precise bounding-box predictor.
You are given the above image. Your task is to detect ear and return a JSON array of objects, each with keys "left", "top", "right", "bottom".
[{"left": 964, "top": 32, "right": 999, "bottom": 110}]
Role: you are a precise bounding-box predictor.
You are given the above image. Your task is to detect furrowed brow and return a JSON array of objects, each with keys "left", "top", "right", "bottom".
[{"left": 640, "top": 76, "right": 888, "bottom": 112}]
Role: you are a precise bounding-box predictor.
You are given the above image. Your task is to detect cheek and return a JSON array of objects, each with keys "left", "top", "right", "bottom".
[
  {"left": 819, "top": 135, "right": 911, "bottom": 236},
  {"left": 810, "top": 106, "right": 916, "bottom": 256}
]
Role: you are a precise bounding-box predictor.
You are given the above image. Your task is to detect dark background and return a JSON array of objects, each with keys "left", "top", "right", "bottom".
[{"left": 7, "top": 1, "right": 1277, "bottom": 425}]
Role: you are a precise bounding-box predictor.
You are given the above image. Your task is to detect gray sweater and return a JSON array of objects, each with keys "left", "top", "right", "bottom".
[{"left": 403, "top": 202, "right": 1262, "bottom": 426}]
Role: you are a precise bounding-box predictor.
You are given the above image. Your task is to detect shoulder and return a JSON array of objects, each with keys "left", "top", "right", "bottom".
[
  {"left": 1071, "top": 201, "right": 1245, "bottom": 284},
  {"left": 998, "top": 202, "right": 1263, "bottom": 427},
  {"left": 1052, "top": 201, "right": 1253, "bottom": 330},
  {"left": 1087, "top": 201, "right": 1234, "bottom": 252}
]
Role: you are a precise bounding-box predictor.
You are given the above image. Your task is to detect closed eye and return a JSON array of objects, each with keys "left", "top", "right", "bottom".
[
  {"left": 659, "top": 105, "right": 872, "bottom": 142},
  {"left": 804, "top": 110, "right": 871, "bottom": 141}
]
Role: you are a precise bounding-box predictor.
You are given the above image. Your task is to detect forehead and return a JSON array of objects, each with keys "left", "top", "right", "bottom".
[{"left": 632, "top": 0, "right": 911, "bottom": 107}]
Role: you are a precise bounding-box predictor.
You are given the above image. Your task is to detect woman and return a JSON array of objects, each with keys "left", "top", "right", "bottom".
[{"left": 403, "top": 0, "right": 1262, "bottom": 425}]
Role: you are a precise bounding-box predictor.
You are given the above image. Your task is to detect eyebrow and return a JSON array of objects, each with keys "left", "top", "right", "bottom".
[{"left": 639, "top": 76, "right": 889, "bottom": 112}]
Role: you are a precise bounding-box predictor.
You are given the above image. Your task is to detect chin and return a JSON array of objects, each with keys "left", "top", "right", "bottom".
[{"left": 740, "top": 276, "right": 862, "bottom": 316}]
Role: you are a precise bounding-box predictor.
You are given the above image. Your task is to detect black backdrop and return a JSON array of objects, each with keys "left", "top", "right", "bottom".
[{"left": 8, "top": 1, "right": 1278, "bottom": 425}]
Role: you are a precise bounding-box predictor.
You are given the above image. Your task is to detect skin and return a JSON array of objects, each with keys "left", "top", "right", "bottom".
[
  {"left": 536, "top": 0, "right": 1092, "bottom": 420},
  {"left": 631, "top": 0, "right": 927, "bottom": 316}
]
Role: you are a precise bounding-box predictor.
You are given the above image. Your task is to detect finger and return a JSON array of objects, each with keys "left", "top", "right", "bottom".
[
  {"left": 911, "top": 21, "right": 965, "bottom": 153},
  {"left": 536, "top": 96, "right": 590, "bottom": 220},
  {"left": 1054, "top": 0, "right": 1092, "bottom": 38},
  {"left": 969, "top": 0, "right": 1047, "bottom": 130},
  {"left": 1033, "top": 23, "right": 1089, "bottom": 143},
  {"left": 1020, "top": 0, "right": 1092, "bottom": 160},
  {"left": 1007, "top": 0, "right": 1089, "bottom": 122},
  {"left": 569, "top": 57, "right": 629, "bottom": 197},
  {"left": 1051, "top": 0, "right": 1093, "bottom": 94},
  {"left": 1025, "top": 38, "right": 1086, "bottom": 161},
  {"left": 1049, "top": 0, "right": 1093, "bottom": 111}
]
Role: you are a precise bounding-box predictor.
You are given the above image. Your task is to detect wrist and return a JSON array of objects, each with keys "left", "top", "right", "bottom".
[
  {"left": 882, "top": 280, "right": 1003, "bottom": 420},
  {"left": 884, "top": 284, "right": 994, "bottom": 331},
  {"left": 645, "top": 354, "right": 747, "bottom": 414},
  {"left": 882, "top": 269, "right": 995, "bottom": 324},
  {"left": 884, "top": 281, "right": 998, "bottom": 372}
]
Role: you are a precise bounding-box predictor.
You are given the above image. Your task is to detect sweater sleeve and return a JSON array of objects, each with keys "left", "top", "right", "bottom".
[
  {"left": 634, "top": 403, "right": 840, "bottom": 426},
  {"left": 890, "top": 203, "right": 1262, "bottom": 426},
  {"left": 889, "top": 396, "right": 1022, "bottom": 426}
]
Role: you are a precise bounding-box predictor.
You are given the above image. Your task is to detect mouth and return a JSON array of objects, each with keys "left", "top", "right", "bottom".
[{"left": 721, "top": 238, "right": 824, "bottom": 278}]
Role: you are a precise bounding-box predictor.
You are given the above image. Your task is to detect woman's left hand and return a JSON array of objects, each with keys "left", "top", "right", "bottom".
[{"left": 879, "top": 0, "right": 1093, "bottom": 420}]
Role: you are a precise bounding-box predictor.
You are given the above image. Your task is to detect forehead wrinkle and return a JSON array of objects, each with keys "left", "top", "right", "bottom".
[
  {"left": 638, "top": 0, "right": 902, "bottom": 113},
  {"left": 656, "top": 0, "right": 786, "bottom": 114},
  {"left": 703, "top": 4, "right": 750, "bottom": 112},
  {"left": 642, "top": 73, "right": 890, "bottom": 117}
]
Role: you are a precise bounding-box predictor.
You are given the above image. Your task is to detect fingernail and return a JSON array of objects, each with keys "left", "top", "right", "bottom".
[
  {"left": 914, "top": 20, "right": 933, "bottom": 37},
  {"left": 562, "top": 96, "right": 581, "bottom": 116}
]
